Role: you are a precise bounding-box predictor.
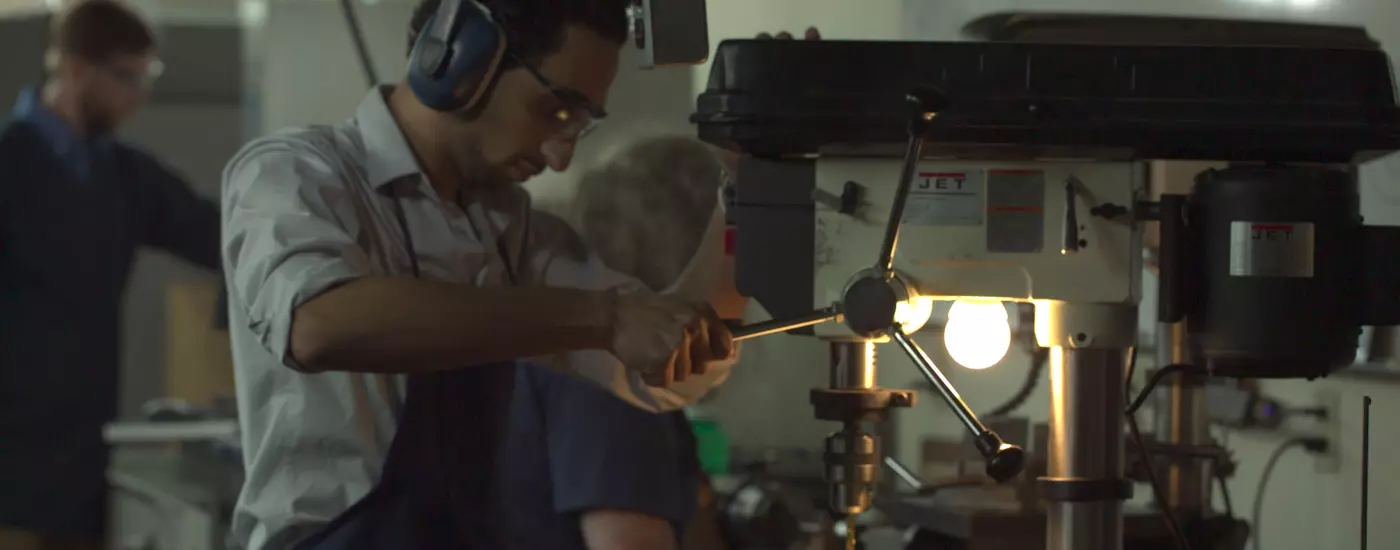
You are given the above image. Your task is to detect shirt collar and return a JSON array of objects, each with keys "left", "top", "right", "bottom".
[
  {"left": 12, "top": 85, "right": 81, "bottom": 157},
  {"left": 356, "top": 85, "right": 423, "bottom": 189}
]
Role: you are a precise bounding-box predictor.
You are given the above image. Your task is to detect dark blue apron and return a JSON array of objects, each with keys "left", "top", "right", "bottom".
[
  {"left": 292, "top": 182, "right": 522, "bottom": 550},
  {"left": 292, "top": 362, "right": 517, "bottom": 550}
]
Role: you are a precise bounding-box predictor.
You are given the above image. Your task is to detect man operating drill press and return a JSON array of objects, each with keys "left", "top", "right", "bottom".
[{"left": 221, "top": 1, "right": 742, "bottom": 549}]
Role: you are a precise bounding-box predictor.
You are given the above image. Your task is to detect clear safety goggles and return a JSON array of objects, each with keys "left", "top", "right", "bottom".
[
  {"left": 514, "top": 54, "right": 605, "bottom": 140},
  {"left": 107, "top": 58, "right": 164, "bottom": 91}
]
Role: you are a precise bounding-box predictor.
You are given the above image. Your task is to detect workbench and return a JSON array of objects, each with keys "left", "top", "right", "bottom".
[{"left": 107, "top": 446, "right": 242, "bottom": 550}]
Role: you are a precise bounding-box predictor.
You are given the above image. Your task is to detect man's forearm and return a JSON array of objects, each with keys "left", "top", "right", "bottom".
[
  {"left": 290, "top": 276, "right": 614, "bottom": 373},
  {"left": 579, "top": 510, "right": 678, "bottom": 550}
]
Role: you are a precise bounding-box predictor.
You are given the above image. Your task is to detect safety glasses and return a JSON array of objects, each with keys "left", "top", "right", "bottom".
[
  {"left": 104, "top": 58, "right": 164, "bottom": 91},
  {"left": 512, "top": 54, "right": 606, "bottom": 140}
]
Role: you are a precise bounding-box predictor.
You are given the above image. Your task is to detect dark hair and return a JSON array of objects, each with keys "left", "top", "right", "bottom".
[
  {"left": 408, "top": 0, "right": 630, "bottom": 67},
  {"left": 51, "top": 0, "right": 157, "bottom": 62}
]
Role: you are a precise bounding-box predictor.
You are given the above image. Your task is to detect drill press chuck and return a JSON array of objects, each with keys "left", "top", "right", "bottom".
[
  {"left": 823, "top": 423, "right": 880, "bottom": 516},
  {"left": 810, "top": 343, "right": 916, "bottom": 517}
]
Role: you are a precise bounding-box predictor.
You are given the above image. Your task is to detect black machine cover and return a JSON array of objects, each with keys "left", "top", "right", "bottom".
[
  {"left": 695, "top": 39, "right": 1400, "bottom": 379},
  {"left": 692, "top": 39, "right": 1400, "bottom": 162}
]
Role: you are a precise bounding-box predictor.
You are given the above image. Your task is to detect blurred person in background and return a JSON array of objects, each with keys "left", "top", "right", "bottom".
[
  {"left": 501, "top": 135, "right": 744, "bottom": 550},
  {"left": 0, "top": 1, "right": 221, "bottom": 549}
]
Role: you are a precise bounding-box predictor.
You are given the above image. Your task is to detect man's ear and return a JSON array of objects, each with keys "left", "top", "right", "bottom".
[{"left": 44, "top": 49, "right": 61, "bottom": 74}]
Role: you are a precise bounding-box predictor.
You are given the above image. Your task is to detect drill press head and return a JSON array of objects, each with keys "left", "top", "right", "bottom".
[{"left": 694, "top": 32, "right": 1400, "bottom": 550}]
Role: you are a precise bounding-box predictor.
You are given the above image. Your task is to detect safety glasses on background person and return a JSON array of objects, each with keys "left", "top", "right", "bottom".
[{"left": 103, "top": 58, "right": 164, "bottom": 91}]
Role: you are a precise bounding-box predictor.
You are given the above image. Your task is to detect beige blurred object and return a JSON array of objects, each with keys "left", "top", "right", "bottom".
[
  {"left": 0, "top": 528, "right": 41, "bottom": 550},
  {"left": 0, "top": 527, "right": 99, "bottom": 550},
  {"left": 164, "top": 280, "right": 234, "bottom": 408},
  {"left": 1358, "top": 326, "right": 1400, "bottom": 367},
  {"left": 919, "top": 439, "right": 967, "bottom": 482}
]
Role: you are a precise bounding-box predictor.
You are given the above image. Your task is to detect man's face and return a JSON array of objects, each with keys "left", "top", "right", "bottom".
[
  {"left": 75, "top": 51, "right": 158, "bottom": 134},
  {"left": 442, "top": 25, "right": 619, "bottom": 187}
]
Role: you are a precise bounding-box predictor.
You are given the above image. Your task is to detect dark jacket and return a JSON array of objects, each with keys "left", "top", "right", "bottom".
[{"left": 0, "top": 106, "right": 220, "bottom": 536}]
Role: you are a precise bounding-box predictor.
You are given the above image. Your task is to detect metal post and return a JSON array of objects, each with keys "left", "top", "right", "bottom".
[
  {"left": 1047, "top": 347, "right": 1128, "bottom": 550},
  {"left": 1154, "top": 321, "right": 1213, "bottom": 516},
  {"left": 830, "top": 340, "right": 877, "bottom": 390},
  {"left": 1038, "top": 301, "right": 1137, "bottom": 550}
]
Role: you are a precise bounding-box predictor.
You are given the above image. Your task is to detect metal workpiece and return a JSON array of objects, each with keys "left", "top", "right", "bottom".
[
  {"left": 1045, "top": 346, "right": 1131, "bottom": 550},
  {"left": 883, "top": 455, "right": 924, "bottom": 491},
  {"left": 1154, "top": 321, "right": 1214, "bottom": 516}
]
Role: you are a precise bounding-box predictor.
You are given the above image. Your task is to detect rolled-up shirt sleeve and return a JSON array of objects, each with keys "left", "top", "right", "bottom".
[{"left": 221, "top": 137, "right": 373, "bottom": 371}]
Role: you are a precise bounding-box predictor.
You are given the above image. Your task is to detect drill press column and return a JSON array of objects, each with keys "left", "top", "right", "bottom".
[
  {"left": 1039, "top": 302, "right": 1138, "bottom": 550},
  {"left": 1154, "top": 321, "right": 1213, "bottom": 516}
]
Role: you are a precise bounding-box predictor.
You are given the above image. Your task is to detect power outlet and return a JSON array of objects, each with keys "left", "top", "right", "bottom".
[{"left": 1315, "top": 389, "right": 1342, "bottom": 474}]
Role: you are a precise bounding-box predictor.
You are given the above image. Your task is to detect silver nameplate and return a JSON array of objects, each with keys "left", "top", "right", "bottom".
[{"left": 1228, "top": 221, "right": 1315, "bottom": 278}]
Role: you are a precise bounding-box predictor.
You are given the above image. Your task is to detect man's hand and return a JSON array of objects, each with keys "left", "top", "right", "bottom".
[
  {"left": 610, "top": 293, "right": 735, "bottom": 387},
  {"left": 756, "top": 27, "right": 822, "bottom": 40},
  {"left": 580, "top": 510, "right": 678, "bottom": 550}
]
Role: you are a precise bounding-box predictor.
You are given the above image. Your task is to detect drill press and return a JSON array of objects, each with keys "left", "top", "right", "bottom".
[
  {"left": 728, "top": 88, "right": 1032, "bottom": 525},
  {"left": 701, "top": 37, "right": 1400, "bottom": 550}
]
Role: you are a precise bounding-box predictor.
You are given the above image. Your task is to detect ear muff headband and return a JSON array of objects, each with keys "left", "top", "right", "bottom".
[{"left": 408, "top": 0, "right": 508, "bottom": 112}]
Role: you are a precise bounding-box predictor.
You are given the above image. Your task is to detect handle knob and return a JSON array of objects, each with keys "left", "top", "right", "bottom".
[{"left": 973, "top": 432, "right": 1027, "bottom": 483}]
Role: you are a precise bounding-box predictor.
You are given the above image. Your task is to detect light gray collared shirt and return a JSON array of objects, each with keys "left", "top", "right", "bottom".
[{"left": 220, "top": 86, "right": 733, "bottom": 550}]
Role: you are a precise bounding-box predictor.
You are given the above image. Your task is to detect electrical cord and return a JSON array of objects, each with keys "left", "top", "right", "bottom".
[
  {"left": 339, "top": 0, "right": 381, "bottom": 87},
  {"left": 983, "top": 346, "right": 1049, "bottom": 419},
  {"left": 1126, "top": 363, "right": 1201, "bottom": 416},
  {"left": 1251, "top": 437, "right": 1327, "bottom": 550},
  {"left": 1216, "top": 470, "right": 1235, "bottom": 518},
  {"left": 1125, "top": 347, "right": 1194, "bottom": 550}
]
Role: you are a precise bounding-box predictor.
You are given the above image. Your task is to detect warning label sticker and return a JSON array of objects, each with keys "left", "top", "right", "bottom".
[{"left": 902, "top": 171, "right": 986, "bottom": 226}]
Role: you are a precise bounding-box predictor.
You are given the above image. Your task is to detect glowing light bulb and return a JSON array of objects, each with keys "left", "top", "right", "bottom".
[
  {"left": 944, "top": 300, "right": 1011, "bottom": 370},
  {"left": 894, "top": 297, "right": 936, "bottom": 334}
]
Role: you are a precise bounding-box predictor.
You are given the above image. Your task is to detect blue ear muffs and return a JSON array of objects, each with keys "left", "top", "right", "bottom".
[{"left": 408, "top": 0, "right": 508, "bottom": 112}]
